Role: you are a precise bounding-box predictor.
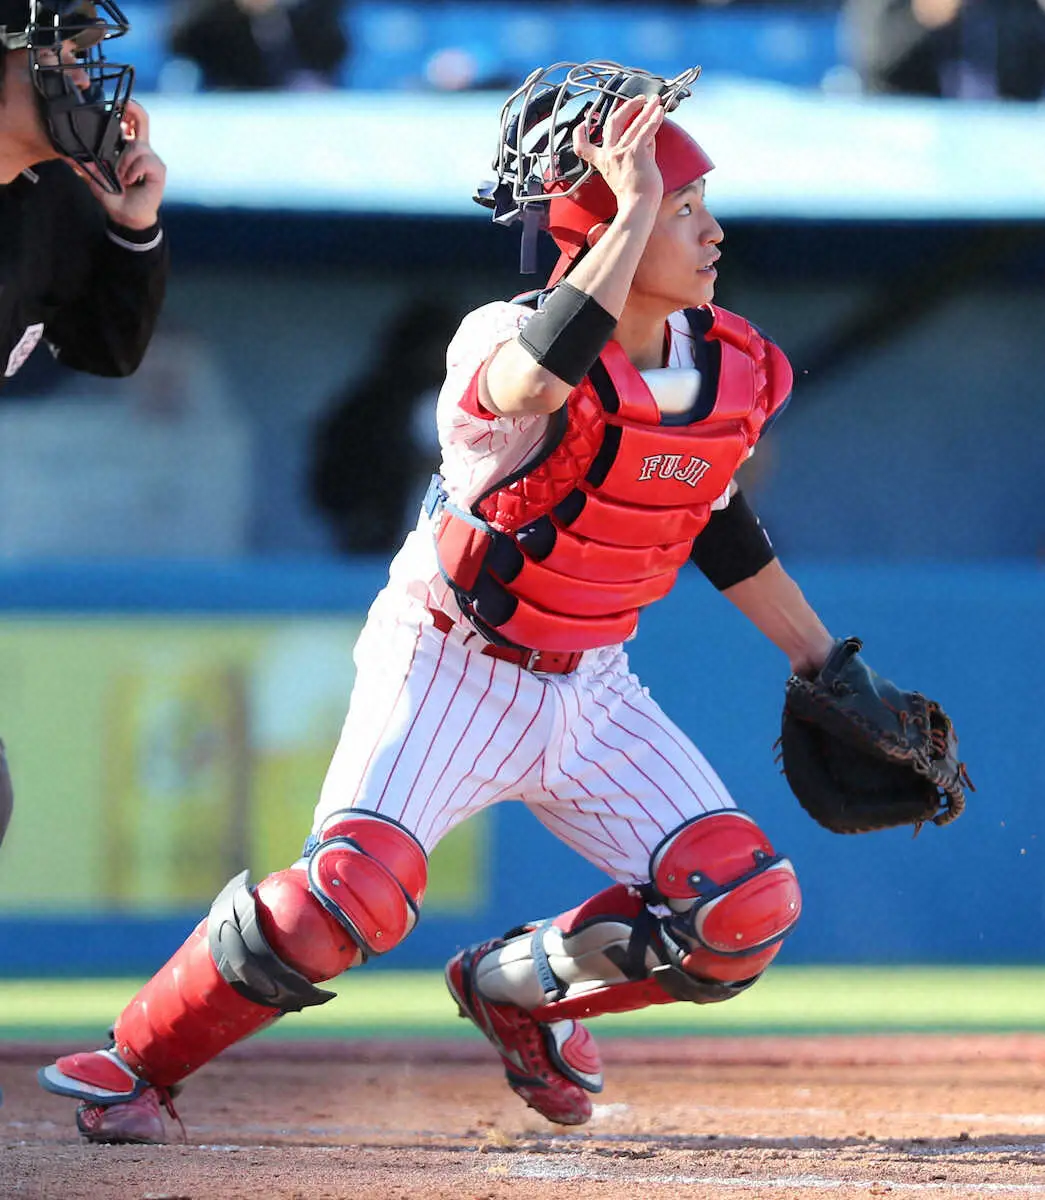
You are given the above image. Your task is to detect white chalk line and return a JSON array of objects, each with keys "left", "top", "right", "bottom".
[
  {"left": 505, "top": 1161, "right": 1045, "bottom": 1193},
  {"left": 907, "top": 1143, "right": 1045, "bottom": 1157},
  {"left": 605, "top": 1105, "right": 1045, "bottom": 1128},
  {"left": 185, "top": 1148, "right": 1045, "bottom": 1193},
  {"left": 179, "top": 1104, "right": 1045, "bottom": 1140}
]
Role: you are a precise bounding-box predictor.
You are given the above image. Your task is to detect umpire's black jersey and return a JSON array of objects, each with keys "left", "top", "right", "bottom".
[{"left": 0, "top": 160, "right": 168, "bottom": 389}]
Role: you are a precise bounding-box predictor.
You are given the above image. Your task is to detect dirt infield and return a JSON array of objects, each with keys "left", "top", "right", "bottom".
[{"left": 4, "top": 1035, "right": 1045, "bottom": 1199}]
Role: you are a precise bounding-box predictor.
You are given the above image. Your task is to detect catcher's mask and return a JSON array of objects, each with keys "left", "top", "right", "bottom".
[
  {"left": 0, "top": 0, "right": 133, "bottom": 193},
  {"left": 475, "top": 60, "right": 713, "bottom": 282}
]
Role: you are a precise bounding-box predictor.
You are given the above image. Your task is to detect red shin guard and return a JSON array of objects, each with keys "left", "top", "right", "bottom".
[
  {"left": 113, "top": 922, "right": 280, "bottom": 1087},
  {"left": 114, "top": 868, "right": 365, "bottom": 1088}
]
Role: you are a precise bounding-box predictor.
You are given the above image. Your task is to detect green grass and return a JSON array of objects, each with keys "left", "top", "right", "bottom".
[{"left": 3, "top": 967, "right": 1045, "bottom": 1042}]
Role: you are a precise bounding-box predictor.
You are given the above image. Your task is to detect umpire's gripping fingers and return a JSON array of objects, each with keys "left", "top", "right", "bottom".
[{"left": 0, "top": 738, "right": 12, "bottom": 849}]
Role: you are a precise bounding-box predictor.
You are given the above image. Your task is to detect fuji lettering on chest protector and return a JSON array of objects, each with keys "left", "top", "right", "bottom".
[
  {"left": 638, "top": 453, "right": 712, "bottom": 487},
  {"left": 635, "top": 367, "right": 712, "bottom": 485}
]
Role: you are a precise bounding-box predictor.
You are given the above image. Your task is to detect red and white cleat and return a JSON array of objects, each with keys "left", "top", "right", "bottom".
[
  {"left": 446, "top": 941, "right": 603, "bottom": 1126},
  {"left": 75, "top": 1088, "right": 168, "bottom": 1145},
  {"left": 38, "top": 1046, "right": 179, "bottom": 1145}
]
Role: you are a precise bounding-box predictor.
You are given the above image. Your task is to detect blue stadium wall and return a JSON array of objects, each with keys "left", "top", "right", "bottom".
[{"left": 0, "top": 559, "right": 1037, "bottom": 975}]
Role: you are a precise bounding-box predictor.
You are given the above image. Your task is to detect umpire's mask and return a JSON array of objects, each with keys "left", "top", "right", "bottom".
[{"left": 0, "top": 0, "right": 133, "bottom": 193}]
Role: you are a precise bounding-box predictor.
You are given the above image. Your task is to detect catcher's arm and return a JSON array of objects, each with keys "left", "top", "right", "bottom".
[
  {"left": 689, "top": 482, "right": 836, "bottom": 674},
  {"left": 720, "top": 556, "right": 835, "bottom": 677}
]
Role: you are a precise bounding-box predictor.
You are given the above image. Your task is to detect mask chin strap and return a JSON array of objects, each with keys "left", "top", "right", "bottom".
[
  {"left": 518, "top": 205, "right": 544, "bottom": 274},
  {"left": 474, "top": 178, "right": 548, "bottom": 277}
]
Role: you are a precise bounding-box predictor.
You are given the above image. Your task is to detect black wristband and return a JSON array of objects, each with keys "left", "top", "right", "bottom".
[
  {"left": 518, "top": 282, "right": 617, "bottom": 387},
  {"left": 690, "top": 488, "right": 776, "bottom": 590}
]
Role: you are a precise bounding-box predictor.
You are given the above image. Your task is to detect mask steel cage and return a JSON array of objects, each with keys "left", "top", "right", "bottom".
[{"left": 476, "top": 60, "right": 702, "bottom": 229}]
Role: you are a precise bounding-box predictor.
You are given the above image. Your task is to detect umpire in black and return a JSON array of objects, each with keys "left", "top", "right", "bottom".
[{"left": 0, "top": 0, "right": 169, "bottom": 847}]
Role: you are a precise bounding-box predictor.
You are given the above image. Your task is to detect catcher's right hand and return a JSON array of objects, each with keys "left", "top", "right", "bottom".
[
  {"left": 779, "top": 637, "right": 973, "bottom": 835},
  {"left": 0, "top": 738, "right": 12, "bottom": 848}
]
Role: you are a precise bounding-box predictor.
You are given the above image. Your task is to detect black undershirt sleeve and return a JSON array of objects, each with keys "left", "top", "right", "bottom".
[
  {"left": 45, "top": 171, "right": 169, "bottom": 378},
  {"left": 689, "top": 487, "right": 776, "bottom": 590}
]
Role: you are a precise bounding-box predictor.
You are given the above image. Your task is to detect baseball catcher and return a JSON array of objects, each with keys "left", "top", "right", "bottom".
[
  {"left": 780, "top": 637, "right": 971, "bottom": 834},
  {"left": 36, "top": 57, "right": 969, "bottom": 1146}
]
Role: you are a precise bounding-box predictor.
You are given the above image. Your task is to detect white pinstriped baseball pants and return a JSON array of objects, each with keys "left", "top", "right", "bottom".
[{"left": 314, "top": 596, "right": 738, "bottom": 885}]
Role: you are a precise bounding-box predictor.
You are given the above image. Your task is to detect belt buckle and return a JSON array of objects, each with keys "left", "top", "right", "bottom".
[{"left": 524, "top": 648, "right": 543, "bottom": 672}]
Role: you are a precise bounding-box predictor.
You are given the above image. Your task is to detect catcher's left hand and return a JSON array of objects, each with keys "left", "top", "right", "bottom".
[{"left": 778, "top": 637, "right": 973, "bottom": 835}]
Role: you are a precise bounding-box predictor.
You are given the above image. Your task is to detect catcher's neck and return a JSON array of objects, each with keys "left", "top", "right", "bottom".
[{"left": 615, "top": 306, "right": 669, "bottom": 371}]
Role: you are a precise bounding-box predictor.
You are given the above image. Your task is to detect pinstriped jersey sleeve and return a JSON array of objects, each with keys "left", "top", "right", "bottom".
[{"left": 435, "top": 301, "right": 552, "bottom": 508}]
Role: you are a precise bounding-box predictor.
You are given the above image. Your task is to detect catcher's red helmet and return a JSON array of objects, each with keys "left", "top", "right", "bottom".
[
  {"left": 474, "top": 61, "right": 712, "bottom": 282},
  {"left": 545, "top": 118, "right": 714, "bottom": 287}
]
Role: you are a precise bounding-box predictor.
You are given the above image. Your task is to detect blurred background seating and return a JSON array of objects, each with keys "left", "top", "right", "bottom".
[
  {"left": 844, "top": 0, "right": 1045, "bottom": 101},
  {"left": 122, "top": 0, "right": 850, "bottom": 94},
  {"left": 166, "top": 0, "right": 351, "bottom": 92},
  {"left": 118, "top": 0, "right": 1045, "bottom": 101}
]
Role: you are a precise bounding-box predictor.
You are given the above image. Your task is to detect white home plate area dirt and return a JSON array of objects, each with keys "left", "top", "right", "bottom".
[{"left": 3, "top": 1035, "right": 1045, "bottom": 1199}]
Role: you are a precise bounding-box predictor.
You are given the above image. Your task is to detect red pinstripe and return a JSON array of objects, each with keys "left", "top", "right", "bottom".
[
  {"left": 574, "top": 700, "right": 687, "bottom": 823},
  {"left": 605, "top": 678, "right": 730, "bottom": 811},
  {"left": 394, "top": 642, "right": 471, "bottom": 824},
  {"left": 528, "top": 803, "right": 619, "bottom": 876},
  {"left": 539, "top": 724, "right": 629, "bottom": 858},
  {"left": 485, "top": 746, "right": 545, "bottom": 808},
  {"left": 446, "top": 687, "right": 550, "bottom": 819},
  {"left": 346, "top": 637, "right": 422, "bottom": 808},
  {"left": 555, "top": 678, "right": 647, "bottom": 848},
  {"left": 533, "top": 781, "right": 630, "bottom": 859},
  {"left": 413, "top": 663, "right": 527, "bottom": 846},
  {"left": 561, "top": 721, "right": 666, "bottom": 840},
  {"left": 373, "top": 631, "right": 450, "bottom": 812},
  {"left": 583, "top": 682, "right": 704, "bottom": 816},
  {"left": 409, "top": 654, "right": 497, "bottom": 841}
]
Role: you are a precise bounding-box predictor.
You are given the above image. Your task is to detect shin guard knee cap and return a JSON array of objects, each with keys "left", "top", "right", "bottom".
[
  {"left": 650, "top": 810, "right": 801, "bottom": 980},
  {"left": 308, "top": 810, "right": 428, "bottom": 958}
]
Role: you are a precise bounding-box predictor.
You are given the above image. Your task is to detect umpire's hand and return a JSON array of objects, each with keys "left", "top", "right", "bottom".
[
  {"left": 80, "top": 100, "right": 168, "bottom": 230},
  {"left": 0, "top": 739, "right": 12, "bottom": 849}
]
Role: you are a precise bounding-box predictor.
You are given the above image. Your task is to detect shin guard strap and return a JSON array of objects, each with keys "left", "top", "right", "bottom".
[
  {"left": 530, "top": 921, "right": 566, "bottom": 1004},
  {"left": 532, "top": 969, "right": 753, "bottom": 1023}
]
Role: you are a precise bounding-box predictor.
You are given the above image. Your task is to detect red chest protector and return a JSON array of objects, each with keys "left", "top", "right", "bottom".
[{"left": 428, "top": 304, "right": 793, "bottom": 654}]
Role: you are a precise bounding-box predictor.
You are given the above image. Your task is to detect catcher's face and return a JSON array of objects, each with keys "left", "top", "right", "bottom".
[{"left": 630, "top": 176, "right": 723, "bottom": 312}]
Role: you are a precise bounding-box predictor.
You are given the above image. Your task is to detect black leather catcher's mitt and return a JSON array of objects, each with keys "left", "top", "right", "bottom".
[{"left": 779, "top": 638, "right": 972, "bottom": 834}]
